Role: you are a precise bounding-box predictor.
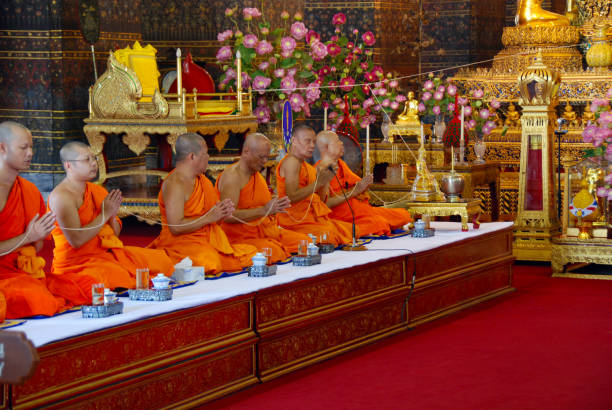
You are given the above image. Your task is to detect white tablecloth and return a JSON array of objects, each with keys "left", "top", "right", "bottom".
[{"left": 8, "top": 222, "right": 513, "bottom": 347}]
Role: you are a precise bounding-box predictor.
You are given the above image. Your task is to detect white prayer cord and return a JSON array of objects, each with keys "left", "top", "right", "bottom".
[{"left": 285, "top": 170, "right": 321, "bottom": 223}]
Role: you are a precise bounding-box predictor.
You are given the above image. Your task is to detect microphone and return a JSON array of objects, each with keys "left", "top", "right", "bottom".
[{"left": 332, "top": 169, "right": 367, "bottom": 252}]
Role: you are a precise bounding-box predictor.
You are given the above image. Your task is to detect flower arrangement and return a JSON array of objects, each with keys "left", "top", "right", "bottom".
[
  {"left": 215, "top": 4, "right": 322, "bottom": 123},
  {"left": 311, "top": 13, "right": 406, "bottom": 129},
  {"left": 417, "top": 73, "right": 499, "bottom": 138},
  {"left": 582, "top": 87, "right": 612, "bottom": 199}
]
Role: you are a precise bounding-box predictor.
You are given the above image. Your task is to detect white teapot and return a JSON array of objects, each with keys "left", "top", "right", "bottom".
[
  {"left": 252, "top": 252, "right": 267, "bottom": 266},
  {"left": 151, "top": 273, "right": 171, "bottom": 289}
]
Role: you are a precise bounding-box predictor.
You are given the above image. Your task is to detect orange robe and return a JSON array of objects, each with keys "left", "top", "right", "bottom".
[
  {"left": 317, "top": 159, "right": 412, "bottom": 236},
  {"left": 215, "top": 168, "right": 310, "bottom": 262},
  {"left": 149, "top": 173, "right": 257, "bottom": 275},
  {"left": 276, "top": 156, "right": 354, "bottom": 245},
  {"left": 0, "top": 177, "right": 64, "bottom": 320},
  {"left": 48, "top": 182, "right": 174, "bottom": 306}
]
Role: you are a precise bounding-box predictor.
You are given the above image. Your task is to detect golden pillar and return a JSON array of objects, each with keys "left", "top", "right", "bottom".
[{"left": 513, "top": 51, "right": 561, "bottom": 261}]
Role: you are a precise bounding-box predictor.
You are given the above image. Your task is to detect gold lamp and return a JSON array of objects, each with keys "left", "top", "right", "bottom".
[{"left": 513, "top": 51, "right": 562, "bottom": 261}]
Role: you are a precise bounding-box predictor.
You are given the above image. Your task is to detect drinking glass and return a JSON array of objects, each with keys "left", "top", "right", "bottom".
[
  {"left": 136, "top": 268, "right": 149, "bottom": 290},
  {"left": 318, "top": 231, "right": 330, "bottom": 245},
  {"left": 91, "top": 283, "right": 105, "bottom": 306},
  {"left": 261, "top": 247, "right": 272, "bottom": 266},
  {"left": 298, "top": 240, "right": 309, "bottom": 257}
]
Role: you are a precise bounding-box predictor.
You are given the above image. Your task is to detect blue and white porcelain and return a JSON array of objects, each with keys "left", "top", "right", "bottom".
[
  {"left": 252, "top": 252, "right": 267, "bottom": 266},
  {"left": 414, "top": 219, "right": 426, "bottom": 232},
  {"left": 307, "top": 243, "right": 319, "bottom": 256},
  {"left": 151, "top": 273, "right": 171, "bottom": 289}
]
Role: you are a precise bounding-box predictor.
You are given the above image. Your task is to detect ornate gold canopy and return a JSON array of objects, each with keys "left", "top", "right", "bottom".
[{"left": 518, "top": 50, "right": 561, "bottom": 106}]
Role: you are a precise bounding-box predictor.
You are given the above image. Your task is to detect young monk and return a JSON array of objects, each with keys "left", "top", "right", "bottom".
[
  {"left": 47, "top": 141, "right": 174, "bottom": 306},
  {"left": 315, "top": 130, "right": 412, "bottom": 236},
  {"left": 216, "top": 132, "right": 310, "bottom": 262},
  {"left": 276, "top": 125, "right": 356, "bottom": 245},
  {"left": 148, "top": 133, "right": 257, "bottom": 275},
  {"left": 0, "top": 121, "right": 64, "bottom": 320}
]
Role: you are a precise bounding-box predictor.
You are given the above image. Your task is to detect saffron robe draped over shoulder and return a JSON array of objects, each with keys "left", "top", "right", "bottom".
[
  {"left": 215, "top": 169, "right": 309, "bottom": 261},
  {"left": 275, "top": 156, "right": 354, "bottom": 245},
  {"left": 0, "top": 177, "right": 64, "bottom": 320},
  {"left": 149, "top": 173, "right": 257, "bottom": 274},
  {"left": 318, "top": 159, "right": 412, "bottom": 235},
  {"left": 48, "top": 182, "right": 174, "bottom": 306}
]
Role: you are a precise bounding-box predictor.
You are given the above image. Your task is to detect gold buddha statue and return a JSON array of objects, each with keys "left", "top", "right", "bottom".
[
  {"left": 561, "top": 101, "right": 579, "bottom": 128},
  {"left": 582, "top": 103, "right": 596, "bottom": 126},
  {"left": 516, "top": 0, "right": 570, "bottom": 27},
  {"left": 396, "top": 91, "right": 421, "bottom": 126},
  {"left": 570, "top": 166, "right": 603, "bottom": 239},
  {"left": 504, "top": 103, "right": 521, "bottom": 128}
]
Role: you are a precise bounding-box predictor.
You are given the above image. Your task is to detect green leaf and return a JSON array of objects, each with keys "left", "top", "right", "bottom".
[
  {"left": 272, "top": 28, "right": 284, "bottom": 38},
  {"left": 337, "top": 36, "right": 348, "bottom": 47},
  {"left": 298, "top": 70, "right": 314, "bottom": 80},
  {"left": 280, "top": 57, "right": 297, "bottom": 68},
  {"left": 302, "top": 54, "right": 314, "bottom": 67},
  {"left": 237, "top": 44, "right": 254, "bottom": 64},
  {"left": 271, "top": 78, "right": 281, "bottom": 89}
]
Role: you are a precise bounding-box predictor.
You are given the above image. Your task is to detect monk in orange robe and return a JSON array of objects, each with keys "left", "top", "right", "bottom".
[
  {"left": 276, "top": 125, "right": 356, "bottom": 245},
  {"left": 315, "top": 131, "right": 412, "bottom": 236},
  {"left": 47, "top": 141, "right": 174, "bottom": 306},
  {"left": 148, "top": 133, "right": 257, "bottom": 275},
  {"left": 216, "top": 132, "right": 310, "bottom": 262},
  {"left": 0, "top": 121, "right": 64, "bottom": 320}
]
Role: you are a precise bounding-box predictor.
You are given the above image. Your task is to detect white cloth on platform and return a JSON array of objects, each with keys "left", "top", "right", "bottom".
[{"left": 8, "top": 222, "right": 513, "bottom": 347}]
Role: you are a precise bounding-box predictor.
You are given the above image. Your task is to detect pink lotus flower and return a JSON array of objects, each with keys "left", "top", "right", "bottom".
[
  {"left": 224, "top": 68, "right": 236, "bottom": 81},
  {"left": 340, "top": 77, "right": 355, "bottom": 92},
  {"left": 360, "top": 62, "right": 369, "bottom": 71},
  {"left": 252, "top": 76, "right": 271, "bottom": 94},
  {"left": 256, "top": 40, "right": 273, "bottom": 55},
  {"left": 280, "top": 11, "right": 290, "bottom": 20},
  {"left": 605, "top": 172, "right": 612, "bottom": 185},
  {"left": 294, "top": 12, "right": 303, "bottom": 21},
  {"left": 261, "top": 27, "right": 269, "bottom": 35},
  {"left": 490, "top": 99, "right": 501, "bottom": 109},
  {"left": 332, "top": 13, "right": 346, "bottom": 25},
  {"left": 361, "top": 31, "right": 376, "bottom": 46},
  {"left": 433, "top": 105, "right": 441, "bottom": 115},
  {"left": 243, "top": 7, "right": 261, "bottom": 20},
  {"left": 376, "top": 88, "right": 387, "bottom": 96},
  {"left": 289, "top": 93, "right": 305, "bottom": 112},
  {"left": 344, "top": 56, "right": 352, "bottom": 65},
  {"left": 360, "top": 118, "right": 371, "bottom": 129},
  {"left": 216, "top": 46, "right": 232, "bottom": 61},
  {"left": 217, "top": 30, "right": 233, "bottom": 42},
  {"left": 422, "top": 92, "right": 432, "bottom": 101},
  {"left": 437, "top": 85, "right": 445, "bottom": 94},
  {"left": 305, "top": 83, "right": 321, "bottom": 103},
  {"left": 485, "top": 121, "right": 496, "bottom": 129},
  {"left": 333, "top": 97, "right": 342, "bottom": 105},
  {"left": 318, "top": 66, "right": 331, "bottom": 76},
  {"left": 606, "top": 87, "right": 612, "bottom": 99},
  {"left": 329, "top": 111, "right": 338, "bottom": 120},
  {"left": 458, "top": 97, "right": 468, "bottom": 106},
  {"left": 254, "top": 104, "right": 271, "bottom": 123},
  {"left": 382, "top": 99, "right": 390, "bottom": 108},
  {"left": 311, "top": 41, "right": 328, "bottom": 60},
  {"left": 389, "top": 80, "right": 398, "bottom": 88},
  {"left": 468, "top": 119, "right": 476, "bottom": 129},
  {"left": 390, "top": 101, "right": 399, "bottom": 110},
  {"left": 447, "top": 84, "right": 457, "bottom": 96},
  {"left": 291, "top": 22, "right": 307, "bottom": 40},
  {"left": 599, "top": 111, "right": 612, "bottom": 126},
  {"left": 327, "top": 43, "right": 341, "bottom": 57},
  {"left": 306, "top": 30, "right": 320, "bottom": 45},
  {"left": 472, "top": 89, "right": 484, "bottom": 99},
  {"left": 464, "top": 105, "right": 472, "bottom": 116},
  {"left": 225, "top": 8, "right": 234, "bottom": 17},
  {"left": 592, "top": 98, "right": 609, "bottom": 109},
  {"left": 423, "top": 80, "right": 434, "bottom": 91},
  {"left": 328, "top": 80, "right": 338, "bottom": 90},
  {"left": 479, "top": 109, "right": 490, "bottom": 119},
  {"left": 240, "top": 72, "right": 251, "bottom": 89},
  {"left": 597, "top": 187, "right": 609, "bottom": 198},
  {"left": 447, "top": 103, "right": 455, "bottom": 112},
  {"left": 280, "top": 76, "right": 297, "bottom": 92},
  {"left": 268, "top": 56, "right": 277, "bottom": 65},
  {"left": 418, "top": 102, "right": 426, "bottom": 112},
  {"left": 347, "top": 42, "right": 354, "bottom": 50},
  {"left": 434, "top": 91, "right": 444, "bottom": 100},
  {"left": 242, "top": 34, "right": 258, "bottom": 48},
  {"left": 595, "top": 126, "right": 612, "bottom": 142},
  {"left": 280, "top": 36, "right": 296, "bottom": 53},
  {"left": 258, "top": 62, "right": 269, "bottom": 71},
  {"left": 583, "top": 124, "right": 598, "bottom": 143},
  {"left": 273, "top": 68, "right": 285, "bottom": 78},
  {"left": 287, "top": 68, "right": 297, "bottom": 77},
  {"left": 396, "top": 94, "right": 407, "bottom": 103}
]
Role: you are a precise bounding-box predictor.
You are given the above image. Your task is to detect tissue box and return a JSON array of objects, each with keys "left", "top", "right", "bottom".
[{"left": 172, "top": 266, "right": 205, "bottom": 282}]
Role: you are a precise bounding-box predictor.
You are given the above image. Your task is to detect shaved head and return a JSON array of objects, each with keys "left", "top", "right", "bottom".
[
  {"left": 175, "top": 133, "right": 204, "bottom": 162},
  {"left": 316, "top": 130, "right": 339, "bottom": 152},
  {"left": 292, "top": 125, "right": 314, "bottom": 141},
  {"left": 60, "top": 141, "right": 90, "bottom": 165},
  {"left": 243, "top": 132, "right": 270, "bottom": 151},
  {"left": 0, "top": 121, "right": 29, "bottom": 144}
]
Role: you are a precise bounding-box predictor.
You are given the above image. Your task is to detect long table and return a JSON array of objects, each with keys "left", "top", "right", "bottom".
[{"left": 3, "top": 222, "right": 514, "bottom": 408}]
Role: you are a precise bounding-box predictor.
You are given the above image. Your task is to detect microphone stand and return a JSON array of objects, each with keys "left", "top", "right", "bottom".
[{"left": 329, "top": 166, "right": 367, "bottom": 251}]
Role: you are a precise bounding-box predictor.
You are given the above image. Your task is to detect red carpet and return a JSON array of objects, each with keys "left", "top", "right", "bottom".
[{"left": 205, "top": 262, "right": 612, "bottom": 410}]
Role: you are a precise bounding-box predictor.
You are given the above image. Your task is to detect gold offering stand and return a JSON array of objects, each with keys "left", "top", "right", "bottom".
[
  {"left": 551, "top": 236, "right": 612, "bottom": 279},
  {"left": 83, "top": 51, "right": 258, "bottom": 222},
  {"left": 387, "top": 198, "right": 482, "bottom": 232}
]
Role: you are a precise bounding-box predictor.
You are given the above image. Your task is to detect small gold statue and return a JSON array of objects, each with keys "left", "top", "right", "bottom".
[
  {"left": 410, "top": 131, "right": 444, "bottom": 201},
  {"left": 396, "top": 91, "right": 421, "bottom": 126},
  {"left": 582, "top": 103, "right": 596, "bottom": 126},
  {"left": 561, "top": 101, "right": 580, "bottom": 128},
  {"left": 570, "top": 166, "right": 603, "bottom": 239},
  {"left": 504, "top": 103, "right": 521, "bottom": 128},
  {"left": 516, "top": 0, "right": 570, "bottom": 27}
]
